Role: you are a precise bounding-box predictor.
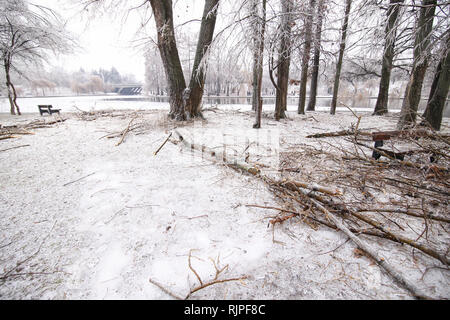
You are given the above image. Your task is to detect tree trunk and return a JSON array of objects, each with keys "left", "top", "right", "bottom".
[
  {"left": 330, "top": 0, "right": 352, "bottom": 115},
  {"left": 397, "top": 0, "right": 436, "bottom": 129},
  {"left": 422, "top": 42, "right": 450, "bottom": 131},
  {"left": 149, "top": 0, "right": 186, "bottom": 121},
  {"left": 185, "top": 0, "right": 220, "bottom": 118},
  {"left": 274, "top": 0, "right": 294, "bottom": 121},
  {"left": 4, "top": 57, "right": 20, "bottom": 115},
  {"left": 252, "top": 0, "right": 267, "bottom": 129},
  {"left": 298, "top": 0, "right": 316, "bottom": 115},
  {"left": 307, "top": 0, "right": 325, "bottom": 112},
  {"left": 373, "top": 0, "right": 404, "bottom": 116}
]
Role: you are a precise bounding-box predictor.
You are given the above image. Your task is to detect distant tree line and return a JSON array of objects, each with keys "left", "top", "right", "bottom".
[
  {"left": 3, "top": 65, "right": 138, "bottom": 97},
  {"left": 4, "top": 0, "right": 448, "bottom": 131},
  {"left": 142, "top": 0, "right": 448, "bottom": 130}
]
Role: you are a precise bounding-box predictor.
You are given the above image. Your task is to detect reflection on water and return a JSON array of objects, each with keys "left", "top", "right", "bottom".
[
  {"left": 109, "top": 96, "right": 311, "bottom": 106},
  {"left": 106, "top": 95, "right": 431, "bottom": 111},
  {"left": 1, "top": 94, "right": 448, "bottom": 116},
  {"left": 109, "top": 95, "right": 317, "bottom": 106}
]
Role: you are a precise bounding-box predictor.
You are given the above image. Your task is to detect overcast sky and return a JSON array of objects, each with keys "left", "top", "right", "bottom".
[{"left": 31, "top": 0, "right": 204, "bottom": 82}]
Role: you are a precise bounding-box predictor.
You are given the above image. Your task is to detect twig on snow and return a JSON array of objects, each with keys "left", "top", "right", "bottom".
[
  {"left": 154, "top": 132, "right": 173, "bottom": 156},
  {"left": 63, "top": 172, "right": 95, "bottom": 187},
  {"left": 0, "top": 144, "right": 30, "bottom": 152}
]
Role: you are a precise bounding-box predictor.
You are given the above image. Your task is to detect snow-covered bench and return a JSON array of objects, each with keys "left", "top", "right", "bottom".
[
  {"left": 371, "top": 131, "right": 406, "bottom": 160},
  {"left": 38, "top": 105, "right": 61, "bottom": 116}
]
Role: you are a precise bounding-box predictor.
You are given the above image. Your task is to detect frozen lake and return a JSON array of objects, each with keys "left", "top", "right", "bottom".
[{"left": 1, "top": 94, "right": 448, "bottom": 116}]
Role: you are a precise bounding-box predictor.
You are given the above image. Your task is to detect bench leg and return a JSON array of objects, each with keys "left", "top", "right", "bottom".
[{"left": 372, "top": 140, "right": 383, "bottom": 160}]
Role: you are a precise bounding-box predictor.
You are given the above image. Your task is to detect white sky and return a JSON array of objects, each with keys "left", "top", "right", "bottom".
[{"left": 31, "top": 0, "right": 204, "bottom": 83}]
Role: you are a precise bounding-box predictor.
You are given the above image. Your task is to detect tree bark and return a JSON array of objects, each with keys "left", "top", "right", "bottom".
[
  {"left": 373, "top": 0, "right": 404, "bottom": 116},
  {"left": 185, "top": 0, "right": 220, "bottom": 119},
  {"left": 274, "top": 0, "right": 294, "bottom": 121},
  {"left": 4, "top": 57, "right": 20, "bottom": 115},
  {"left": 298, "top": 0, "right": 316, "bottom": 115},
  {"left": 422, "top": 42, "right": 450, "bottom": 131},
  {"left": 330, "top": 0, "right": 352, "bottom": 115},
  {"left": 149, "top": 0, "right": 187, "bottom": 121},
  {"left": 397, "top": 0, "right": 436, "bottom": 129},
  {"left": 307, "top": 0, "right": 325, "bottom": 112},
  {"left": 252, "top": 0, "right": 266, "bottom": 129},
  {"left": 251, "top": 0, "right": 259, "bottom": 113}
]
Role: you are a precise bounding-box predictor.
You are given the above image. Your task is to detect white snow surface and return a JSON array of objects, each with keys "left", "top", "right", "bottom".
[{"left": 0, "top": 108, "right": 448, "bottom": 300}]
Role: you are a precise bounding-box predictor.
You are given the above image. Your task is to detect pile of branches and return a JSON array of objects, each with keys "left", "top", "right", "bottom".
[
  {"left": 97, "top": 114, "right": 161, "bottom": 146},
  {"left": 256, "top": 126, "right": 449, "bottom": 298},
  {"left": 73, "top": 108, "right": 136, "bottom": 121},
  {"left": 167, "top": 124, "right": 449, "bottom": 299},
  {"left": 174, "top": 125, "right": 448, "bottom": 298},
  {"left": 0, "top": 118, "right": 66, "bottom": 140}
]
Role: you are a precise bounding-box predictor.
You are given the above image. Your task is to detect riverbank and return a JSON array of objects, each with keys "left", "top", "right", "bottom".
[{"left": 2, "top": 94, "right": 448, "bottom": 116}]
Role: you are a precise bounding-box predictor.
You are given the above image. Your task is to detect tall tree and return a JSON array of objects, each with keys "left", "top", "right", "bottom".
[
  {"left": 149, "top": 0, "right": 187, "bottom": 120},
  {"left": 298, "top": 0, "right": 316, "bottom": 115},
  {"left": 397, "top": 0, "right": 437, "bottom": 129},
  {"left": 150, "top": 0, "right": 220, "bottom": 120},
  {"left": 0, "top": 0, "right": 71, "bottom": 115},
  {"left": 373, "top": 0, "right": 405, "bottom": 116},
  {"left": 421, "top": 34, "right": 449, "bottom": 131},
  {"left": 274, "top": 0, "right": 294, "bottom": 121},
  {"left": 330, "top": 0, "right": 352, "bottom": 115},
  {"left": 185, "top": 0, "right": 220, "bottom": 119},
  {"left": 252, "top": 0, "right": 267, "bottom": 129},
  {"left": 307, "top": 0, "right": 325, "bottom": 112}
]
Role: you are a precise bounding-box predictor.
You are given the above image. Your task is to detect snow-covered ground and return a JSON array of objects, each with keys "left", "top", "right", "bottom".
[{"left": 0, "top": 107, "right": 448, "bottom": 300}]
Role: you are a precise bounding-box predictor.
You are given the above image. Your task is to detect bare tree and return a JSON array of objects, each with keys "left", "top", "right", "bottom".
[
  {"left": 397, "top": 0, "right": 437, "bottom": 129},
  {"left": 330, "top": 0, "right": 352, "bottom": 115},
  {"left": 373, "top": 0, "right": 405, "bottom": 116},
  {"left": 149, "top": 0, "right": 187, "bottom": 120},
  {"left": 144, "top": 47, "right": 166, "bottom": 95},
  {"left": 421, "top": 32, "right": 449, "bottom": 131},
  {"left": 185, "top": 0, "right": 219, "bottom": 119},
  {"left": 251, "top": 0, "right": 267, "bottom": 129},
  {"left": 297, "top": 0, "right": 316, "bottom": 115},
  {"left": 273, "top": 0, "right": 294, "bottom": 121},
  {"left": 149, "top": 0, "right": 220, "bottom": 120},
  {"left": 307, "top": 0, "right": 325, "bottom": 112},
  {"left": 0, "top": 0, "right": 72, "bottom": 115}
]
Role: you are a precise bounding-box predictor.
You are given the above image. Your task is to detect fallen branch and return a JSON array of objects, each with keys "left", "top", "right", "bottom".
[
  {"left": 306, "top": 129, "right": 371, "bottom": 139},
  {"left": 173, "top": 129, "right": 261, "bottom": 175},
  {"left": 0, "top": 144, "right": 30, "bottom": 152},
  {"left": 0, "top": 135, "right": 16, "bottom": 140},
  {"left": 305, "top": 195, "right": 432, "bottom": 300},
  {"left": 148, "top": 278, "right": 184, "bottom": 300},
  {"left": 149, "top": 251, "right": 246, "bottom": 300},
  {"left": 185, "top": 276, "right": 247, "bottom": 300},
  {"left": 154, "top": 132, "right": 173, "bottom": 156},
  {"left": 248, "top": 202, "right": 407, "bottom": 245},
  {"left": 349, "top": 211, "right": 449, "bottom": 266},
  {"left": 357, "top": 208, "right": 450, "bottom": 224},
  {"left": 63, "top": 172, "right": 95, "bottom": 187},
  {"left": 185, "top": 251, "right": 246, "bottom": 300},
  {"left": 281, "top": 180, "right": 342, "bottom": 196},
  {"left": 0, "top": 221, "right": 57, "bottom": 282},
  {"left": 353, "top": 139, "right": 448, "bottom": 172},
  {"left": 116, "top": 116, "right": 137, "bottom": 146}
]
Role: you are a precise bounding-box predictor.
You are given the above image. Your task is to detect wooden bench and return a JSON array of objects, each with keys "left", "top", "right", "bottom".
[
  {"left": 371, "top": 130, "right": 436, "bottom": 161},
  {"left": 38, "top": 105, "right": 61, "bottom": 116}
]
